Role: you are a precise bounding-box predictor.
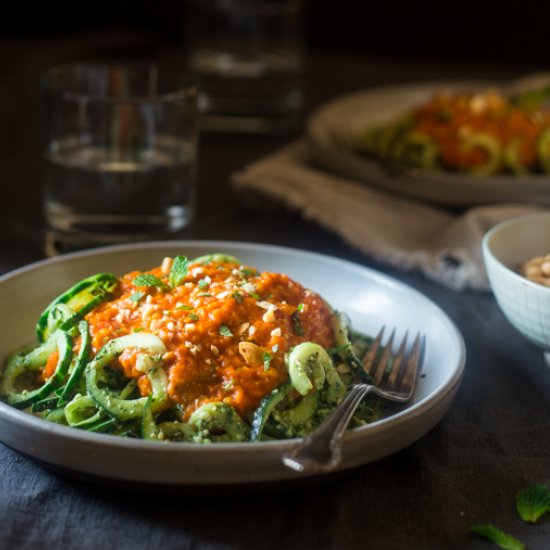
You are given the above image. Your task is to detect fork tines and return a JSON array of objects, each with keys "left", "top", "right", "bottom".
[{"left": 363, "top": 326, "right": 423, "bottom": 392}]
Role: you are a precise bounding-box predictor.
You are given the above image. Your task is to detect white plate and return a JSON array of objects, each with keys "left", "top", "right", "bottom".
[
  {"left": 0, "top": 241, "right": 465, "bottom": 486},
  {"left": 307, "top": 80, "right": 550, "bottom": 207}
]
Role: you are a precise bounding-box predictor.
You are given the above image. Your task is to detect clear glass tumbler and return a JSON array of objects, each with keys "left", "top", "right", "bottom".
[
  {"left": 186, "top": 0, "right": 305, "bottom": 134},
  {"left": 41, "top": 63, "right": 199, "bottom": 255}
]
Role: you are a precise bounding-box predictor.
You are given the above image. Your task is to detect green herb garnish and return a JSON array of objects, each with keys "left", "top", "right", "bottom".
[
  {"left": 176, "top": 304, "right": 193, "bottom": 311},
  {"left": 232, "top": 291, "right": 244, "bottom": 304},
  {"left": 222, "top": 378, "right": 235, "bottom": 391},
  {"left": 262, "top": 351, "right": 272, "bottom": 371},
  {"left": 219, "top": 324, "right": 233, "bottom": 337},
  {"left": 328, "top": 343, "right": 351, "bottom": 355},
  {"left": 470, "top": 525, "right": 525, "bottom": 550},
  {"left": 516, "top": 484, "right": 550, "bottom": 523},
  {"left": 291, "top": 311, "right": 304, "bottom": 336},
  {"left": 187, "top": 313, "right": 200, "bottom": 322},
  {"left": 198, "top": 278, "right": 210, "bottom": 290},
  {"left": 133, "top": 273, "right": 169, "bottom": 291},
  {"left": 169, "top": 255, "right": 189, "bottom": 288},
  {"left": 128, "top": 291, "right": 145, "bottom": 303}
]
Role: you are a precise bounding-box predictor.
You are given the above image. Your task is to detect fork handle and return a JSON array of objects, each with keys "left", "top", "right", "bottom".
[{"left": 282, "top": 383, "right": 373, "bottom": 474}]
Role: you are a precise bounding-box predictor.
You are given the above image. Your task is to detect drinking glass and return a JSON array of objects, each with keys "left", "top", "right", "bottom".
[
  {"left": 186, "top": 0, "right": 305, "bottom": 134},
  {"left": 41, "top": 63, "right": 199, "bottom": 255}
]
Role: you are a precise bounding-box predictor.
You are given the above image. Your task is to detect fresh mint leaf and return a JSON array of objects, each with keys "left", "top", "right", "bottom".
[
  {"left": 128, "top": 290, "right": 145, "bottom": 303},
  {"left": 198, "top": 278, "right": 210, "bottom": 290},
  {"left": 219, "top": 324, "right": 233, "bottom": 337},
  {"left": 516, "top": 484, "right": 550, "bottom": 523},
  {"left": 470, "top": 525, "right": 525, "bottom": 550},
  {"left": 133, "top": 273, "right": 169, "bottom": 291},
  {"left": 169, "top": 255, "right": 189, "bottom": 288},
  {"left": 262, "top": 351, "right": 272, "bottom": 371},
  {"left": 291, "top": 311, "right": 304, "bottom": 336}
]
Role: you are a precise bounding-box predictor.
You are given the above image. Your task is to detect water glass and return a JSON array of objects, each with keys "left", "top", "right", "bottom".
[
  {"left": 41, "top": 63, "right": 199, "bottom": 255},
  {"left": 186, "top": 0, "right": 305, "bottom": 134}
]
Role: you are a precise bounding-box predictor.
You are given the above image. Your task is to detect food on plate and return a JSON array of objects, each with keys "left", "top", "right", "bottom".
[
  {"left": 358, "top": 87, "right": 550, "bottom": 175},
  {"left": 0, "top": 254, "right": 378, "bottom": 443},
  {"left": 519, "top": 253, "right": 550, "bottom": 286}
]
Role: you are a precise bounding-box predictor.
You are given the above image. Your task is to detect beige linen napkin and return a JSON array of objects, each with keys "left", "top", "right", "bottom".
[{"left": 232, "top": 140, "right": 545, "bottom": 291}]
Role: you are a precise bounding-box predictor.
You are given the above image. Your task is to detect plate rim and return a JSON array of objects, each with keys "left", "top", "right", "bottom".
[{"left": 306, "top": 79, "right": 550, "bottom": 206}]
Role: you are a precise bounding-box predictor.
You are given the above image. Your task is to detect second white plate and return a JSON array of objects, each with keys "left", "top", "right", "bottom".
[{"left": 307, "top": 81, "right": 550, "bottom": 207}]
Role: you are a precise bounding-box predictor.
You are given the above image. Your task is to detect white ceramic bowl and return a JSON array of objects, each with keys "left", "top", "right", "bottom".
[
  {"left": 482, "top": 212, "right": 550, "bottom": 350},
  {"left": 0, "top": 241, "right": 465, "bottom": 487}
]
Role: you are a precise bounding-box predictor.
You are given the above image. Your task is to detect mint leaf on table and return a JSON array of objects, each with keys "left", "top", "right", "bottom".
[
  {"left": 169, "top": 256, "right": 189, "bottom": 288},
  {"left": 516, "top": 484, "right": 550, "bottom": 523},
  {"left": 470, "top": 525, "right": 525, "bottom": 550},
  {"left": 133, "top": 273, "right": 170, "bottom": 291}
]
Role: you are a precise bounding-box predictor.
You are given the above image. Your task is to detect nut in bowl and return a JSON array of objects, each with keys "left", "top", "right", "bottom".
[{"left": 482, "top": 212, "right": 550, "bottom": 356}]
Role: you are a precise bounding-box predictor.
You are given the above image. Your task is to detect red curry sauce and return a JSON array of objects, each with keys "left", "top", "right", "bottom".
[
  {"left": 411, "top": 90, "right": 549, "bottom": 171},
  {"left": 83, "top": 257, "right": 335, "bottom": 419}
]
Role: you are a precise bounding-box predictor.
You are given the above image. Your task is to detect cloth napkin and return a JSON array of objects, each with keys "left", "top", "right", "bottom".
[{"left": 232, "top": 140, "right": 545, "bottom": 292}]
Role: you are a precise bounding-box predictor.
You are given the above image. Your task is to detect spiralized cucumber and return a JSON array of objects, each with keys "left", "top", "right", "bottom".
[
  {"left": 85, "top": 333, "right": 168, "bottom": 421},
  {"left": 251, "top": 342, "right": 348, "bottom": 441},
  {"left": 36, "top": 273, "right": 118, "bottom": 343},
  {"left": 2, "top": 330, "right": 73, "bottom": 409}
]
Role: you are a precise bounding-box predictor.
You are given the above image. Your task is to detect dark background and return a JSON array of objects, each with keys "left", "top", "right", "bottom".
[
  {"left": 4, "top": 1, "right": 549, "bottom": 65},
  {"left": 1, "top": 0, "right": 548, "bottom": 264}
]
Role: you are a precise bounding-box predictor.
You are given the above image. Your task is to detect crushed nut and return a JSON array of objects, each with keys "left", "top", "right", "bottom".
[
  {"left": 160, "top": 257, "right": 173, "bottom": 275},
  {"left": 520, "top": 254, "right": 550, "bottom": 287},
  {"left": 238, "top": 341, "right": 264, "bottom": 365},
  {"left": 262, "top": 308, "right": 276, "bottom": 323}
]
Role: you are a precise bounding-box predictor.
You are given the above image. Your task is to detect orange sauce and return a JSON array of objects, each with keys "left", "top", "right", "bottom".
[
  {"left": 410, "top": 90, "right": 548, "bottom": 171},
  {"left": 41, "top": 349, "right": 59, "bottom": 382},
  {"left": 83, "top": 258, "right": 335, "bottom": 419}
]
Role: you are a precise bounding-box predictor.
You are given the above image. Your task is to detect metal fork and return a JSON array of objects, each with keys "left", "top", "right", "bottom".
[{"left": 282, "top": 326, "right": 424, "bottom": 474}]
